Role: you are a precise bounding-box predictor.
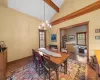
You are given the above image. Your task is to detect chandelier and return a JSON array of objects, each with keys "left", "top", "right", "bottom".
[{"left": 38, "top": 1, "right": 52, "bottom": 30}]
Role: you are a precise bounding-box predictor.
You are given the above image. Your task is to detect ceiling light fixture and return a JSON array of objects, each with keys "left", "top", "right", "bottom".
[{"left": 38, "top": 0, "right": 52, "bottom": 30}]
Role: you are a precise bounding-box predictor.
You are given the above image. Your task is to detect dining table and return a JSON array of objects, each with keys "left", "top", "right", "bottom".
[{"left": 38, "top": 48, "right": 72, "bottom": 80}]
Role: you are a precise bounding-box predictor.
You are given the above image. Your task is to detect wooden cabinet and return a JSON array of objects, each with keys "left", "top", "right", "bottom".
[{"left": 0, "top": 49, "right": 7, "bottom": 80}]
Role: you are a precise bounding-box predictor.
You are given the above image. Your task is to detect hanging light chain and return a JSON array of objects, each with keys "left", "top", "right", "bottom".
[{"left": 38, "top": 0, "right": 52, "bottom": 30}]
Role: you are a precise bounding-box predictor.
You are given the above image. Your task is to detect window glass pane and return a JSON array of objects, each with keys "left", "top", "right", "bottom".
[{"left": 77, "top": 33, "right": 86, "bottom": 45}]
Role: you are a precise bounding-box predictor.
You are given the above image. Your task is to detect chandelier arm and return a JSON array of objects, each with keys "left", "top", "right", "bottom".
[{"left": 38, "top": 0, "right": 51, "bottom": 30}]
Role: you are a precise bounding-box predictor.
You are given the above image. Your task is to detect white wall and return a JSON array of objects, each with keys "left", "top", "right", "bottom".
[{"left": 66, "top": 25, "right": 87, "bottom": 44}]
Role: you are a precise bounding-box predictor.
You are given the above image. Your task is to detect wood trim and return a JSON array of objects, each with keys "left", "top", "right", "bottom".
[
  {"left": 44, "top": 0, "right": 59, "bottom": 12},
  {"left": 87, "top": 23, "right": 89, "bottom": 62},
  {"left": 60, "top": 21, "right": 89, "bottom": 62},
  {"left": 51, "top": 1, "right": 100, "bottom": 25},
  {"left": 7, "top": 56, "right": 32, "bottom": 64},
  {"left": 60, "top": 21, "right": 89, "bottom": 30},
  {"left": 60, "top": 29, "right": 62, "bottom": 52}
]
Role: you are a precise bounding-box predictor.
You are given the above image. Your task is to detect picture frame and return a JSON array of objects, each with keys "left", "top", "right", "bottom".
[
  {"left": 51, "top": 34, "right": 57, "bottom": 42},
  {"left": 95, "top": 36, "right": 100, "bottom": 40},
  {"left": 95, "top": 29, "right": 100, "bottom": 33},
  {"left": 68, "top": 35, "right": 75, "bottom": 41}
]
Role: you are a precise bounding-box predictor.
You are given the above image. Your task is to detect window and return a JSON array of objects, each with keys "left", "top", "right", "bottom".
[{"left": 77, "top": 32, "right": 86, "bottom": 45}]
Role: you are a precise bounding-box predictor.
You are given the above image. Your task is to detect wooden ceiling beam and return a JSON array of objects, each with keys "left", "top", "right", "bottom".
[
  {"left": 44, "top": 0, "right": 59, "bottom": 12},
  {"left": 51, "top": 1, "right": 100, "bottom": 26}
]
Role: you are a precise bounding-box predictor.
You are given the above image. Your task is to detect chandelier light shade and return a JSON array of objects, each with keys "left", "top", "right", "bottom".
[{"left": 38, "top": 1, "right": 52, "bottom": 30}]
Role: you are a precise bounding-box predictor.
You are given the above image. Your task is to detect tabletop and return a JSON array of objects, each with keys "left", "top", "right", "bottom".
[{"left": 38, "top": 50, "right": 72, "bottom": 65}]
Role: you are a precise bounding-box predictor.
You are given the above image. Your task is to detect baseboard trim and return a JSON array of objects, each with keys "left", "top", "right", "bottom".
[{"left": 7, "top": 55, "right": 33, "bottom": 65}]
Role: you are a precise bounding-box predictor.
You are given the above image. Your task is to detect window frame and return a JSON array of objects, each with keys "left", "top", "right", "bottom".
[{"left": 76, "top": 32, "right": 86, "bottom": 46}]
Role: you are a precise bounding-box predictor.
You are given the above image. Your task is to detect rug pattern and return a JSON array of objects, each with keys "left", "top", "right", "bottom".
[{"left": 7, "top": 59, "right": 86, "bottom": 80}]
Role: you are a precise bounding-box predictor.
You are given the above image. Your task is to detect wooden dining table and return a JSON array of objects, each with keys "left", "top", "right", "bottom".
[{"left": 38, "top": 49, "right": 72, "bottom": 80}]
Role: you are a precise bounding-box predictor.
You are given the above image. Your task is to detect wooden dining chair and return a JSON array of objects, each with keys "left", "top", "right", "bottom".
[
  {"left": 43, "top": 54, "right": 59, "bottom": 80},
  {"left": 32, "top": 49, "right": 36, "bottom": 64},
  {"left": 32, "top": 49, "right": 44, "bottom": 76}
]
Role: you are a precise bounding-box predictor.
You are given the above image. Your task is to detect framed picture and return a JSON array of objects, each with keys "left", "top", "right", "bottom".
[
  {"left": 95, "top": 29, "right": 100, "bottom": 33},
  {"left": 51, "top": 34, "right": 56, "bottom": 42},
  {"left": 68, "top": 35, "right": 75, "bottom": 41},
  {"left": 95, "top": 36, "right": 100, "bottom": 40}
]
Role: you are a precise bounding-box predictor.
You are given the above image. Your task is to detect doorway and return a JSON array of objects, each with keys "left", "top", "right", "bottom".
[
  {"left": 39, "top": 30, "right": 46, "bottom": 48},
  {"left": 60, "top": 21, "right": 89, "bottom": 62}
]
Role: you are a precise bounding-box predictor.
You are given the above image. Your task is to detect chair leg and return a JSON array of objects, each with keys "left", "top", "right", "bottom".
[
  {"left": 66, "top": 60, "right": 68, "bottom": 74},
  {"left": 49, "top": 68, "right": 51, "bottom": 80},
  {"left": 44, "top": 68, "right": 47, "bottom": 80},
  {"left": 64, "top": 60, "right": 67, "bottom": 74},
  {"left": 36, "top": 62, "right": 37, "bottom": 71},
  {"left": 56, "top": 68, "right": 59, "bottom": 80},
  {"left": 39, "top": 66, "right": 40, "bottom": 76}
]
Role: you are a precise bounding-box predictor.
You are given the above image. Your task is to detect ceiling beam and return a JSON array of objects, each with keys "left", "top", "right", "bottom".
[
  {"left": 51, "top": 1, "right": 100, "bottom": 25},
  {"left": 44, "top": 0, "right": 59, "bottom": 12}
]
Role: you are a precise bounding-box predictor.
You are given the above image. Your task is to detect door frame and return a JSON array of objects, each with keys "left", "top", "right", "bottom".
[
  {"left": 39, "top": 29, "right": 46, "bottom": 48},
  {"left": 60, "top": 21, "right": 89, "bottom": 62}
]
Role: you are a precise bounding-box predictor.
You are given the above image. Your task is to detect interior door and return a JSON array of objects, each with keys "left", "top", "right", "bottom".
[{"left": 39, "top": 30, "right": 46, "bottom": 48}]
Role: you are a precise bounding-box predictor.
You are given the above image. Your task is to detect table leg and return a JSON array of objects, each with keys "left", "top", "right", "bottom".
[
  {"left": 56, "top": 66, "right": 59, "bottom": 80},
  {"left": 64, "top": 60, "right": 67, "bottom": 74},
  {"left": 66, "top": 59, "right": 67, "bottom": 74}
]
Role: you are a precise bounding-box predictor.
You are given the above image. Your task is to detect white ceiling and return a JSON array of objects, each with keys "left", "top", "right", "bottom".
[{"left": 8, "top": 0, "right": 64, "bottom": 21}]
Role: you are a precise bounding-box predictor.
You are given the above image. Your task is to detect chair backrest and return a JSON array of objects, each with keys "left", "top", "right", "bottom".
[
  {"left": 43, "top": 54, "right": 50, "bottom": 65},
  {"left": 43, "top": 54, "right": 50, "bottom": 60},
  {"left": 32, "top": 49, "right": 36, "bottom": 59},
  {"left": 35, "top": 52, "right": 44, "bottom": 64},
  {"left": 43, "top": 54, "right": 57, "bottom": 69},
  {"left": 32, "top": 49, "right": 43, "bottom": 64}
]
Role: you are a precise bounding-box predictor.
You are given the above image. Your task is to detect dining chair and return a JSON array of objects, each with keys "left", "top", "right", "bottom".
[
  {"left": 32, "top": 49, "right": 36, "bottom": 62},
  {"left": 43, "top": 54, "right": 59, "bottom": 80},
  {"left": 32, "top": 49, "right": 44, "bottom": 76}
]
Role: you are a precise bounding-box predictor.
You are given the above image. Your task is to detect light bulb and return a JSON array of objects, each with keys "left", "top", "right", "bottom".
[
  {"left": 49, "top": 25, "right": 51, "bottom": 28},
  {"left": 47, "top": 23, "right": 49, "bottom": 27},
  {"left": 38, "top": 25, "right": 41, "bottom": 29},
  {"left": 42, "top": 23, "right": 45, "bottom": 26},
  {"left": 46, "top": 20, "right": 49, "bottom": 24}
]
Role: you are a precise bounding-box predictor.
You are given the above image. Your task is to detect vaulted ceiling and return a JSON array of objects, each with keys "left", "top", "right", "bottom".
[{"left": 8, "top": 0, "right": 64, "bottom": 21}]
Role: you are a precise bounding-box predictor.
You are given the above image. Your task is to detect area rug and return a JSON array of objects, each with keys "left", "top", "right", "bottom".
[{"left": 7, "top": 59, "right": 86, "bottom": 80}]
